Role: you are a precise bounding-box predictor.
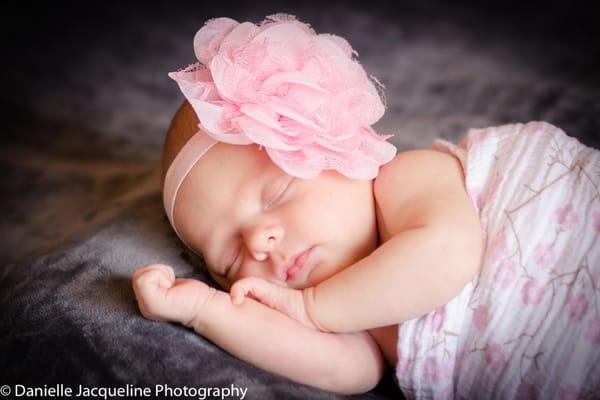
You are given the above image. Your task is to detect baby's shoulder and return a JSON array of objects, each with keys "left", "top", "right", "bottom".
[
  {"left": 374, "top": 148, "right": 471, "bottom": 236},
  {"left": 374, "top": 148, "right": 465, "bottom": 201}
]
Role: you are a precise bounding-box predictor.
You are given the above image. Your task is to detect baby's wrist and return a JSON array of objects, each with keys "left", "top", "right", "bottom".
[
  {"left": 302, "top": 287, "right": 330, "bottom": 333},
  {"left": 184, "top": 286, "right": 219, "bottom": 333}
]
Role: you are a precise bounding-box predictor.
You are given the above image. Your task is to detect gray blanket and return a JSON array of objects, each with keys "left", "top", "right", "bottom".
[{"left": 1, "top": 1, "right": 598, "bottom": 399}]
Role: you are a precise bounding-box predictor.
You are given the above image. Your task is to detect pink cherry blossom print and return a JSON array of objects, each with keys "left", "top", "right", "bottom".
[
  {"left": 593, "top": 210, "right": 600, "bottom": 233},
  {"left": 487, "top": 233, "right": 507, "bottom": 264},
  {"left": 521, "top": 279, "right": 546, "bottom": 306},
  {"left": 584, "top": 317, "right": 600, "bottom": 344},
  {"left": 493, "top": 259, "right": 518, "bottom": 289},
  {"left": 533, "top": 243, "right": 556, "bottom": 270},
  {"left": 422, "top": 356, "right": 438, "bottom": 382},
  {"left": 427, "top": 306, "right": 446, "bottom": 332},
  {"left": 484, "top": 342, "right": 507, "bottom": 372},
  {"left": 515, "top": 381, "right": 537, "bottom": 400},
  {"left": 566, "top": 292, "right": 589, "bottom": 322},
  {"left": 473, "top": 305, "right": 489, "bottom": 331},
  {"left": 555, "top": 204, "right": 579, "bottom": 230},
  {"left": 558, "top": 385, "right": 579, "bottom": 400}
]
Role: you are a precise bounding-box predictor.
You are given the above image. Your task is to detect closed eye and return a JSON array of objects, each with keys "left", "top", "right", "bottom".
[
  {"left": 223, "top": 244, "right": 241, "bottom": 277},
  {"left": 264, "top": 176, "right": 294, "bottom": 210}
]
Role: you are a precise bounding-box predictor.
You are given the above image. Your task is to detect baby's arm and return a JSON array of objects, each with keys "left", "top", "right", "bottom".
[
  {"left": 303, "top": 149, "right": 483, "bottom": 332},
  {"left": 132, "top": 264, "right": 384, "bottom": 394}
]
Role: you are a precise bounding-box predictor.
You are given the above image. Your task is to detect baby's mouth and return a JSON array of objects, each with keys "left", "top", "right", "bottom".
[{"left": 285, "top": 246, "right": 315, "bottom": 281}]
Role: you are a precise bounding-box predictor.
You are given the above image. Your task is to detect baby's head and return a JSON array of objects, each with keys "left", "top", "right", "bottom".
[{"left": 162, "top": 14, "right": 397, "bottom": 290}]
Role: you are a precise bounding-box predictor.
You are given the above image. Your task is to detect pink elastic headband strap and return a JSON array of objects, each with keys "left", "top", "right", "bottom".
[{"left": 163, "top": 131, "right": 218, "bottom": 244}]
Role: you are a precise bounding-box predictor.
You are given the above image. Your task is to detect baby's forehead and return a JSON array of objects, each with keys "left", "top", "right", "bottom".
[
  {"left": 201, "top": 143, "right": 271, "bottom": 180},
  {"left": 182, "top": 142, "right": 275, "bottom": 203},
  {"left": 205, "top": 142, "right": 270, "bottom": 173}
]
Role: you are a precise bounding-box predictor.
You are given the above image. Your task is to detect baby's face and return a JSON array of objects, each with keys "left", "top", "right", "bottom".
[{"left": 173, "top": 142, "right": 379, "bottom": 291}]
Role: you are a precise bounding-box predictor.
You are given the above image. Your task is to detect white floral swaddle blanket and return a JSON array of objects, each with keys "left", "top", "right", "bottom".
[{"left": 395, "top": 122, "right": 600, "bottom": 399}]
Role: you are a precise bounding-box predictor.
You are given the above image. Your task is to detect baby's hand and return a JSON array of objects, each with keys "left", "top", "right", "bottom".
[
  {"left": 132, "top": 264, "right": 216, "bottom": 328},
  {"left": 230, "top": 277, "right": 319, "bottom": 331}
]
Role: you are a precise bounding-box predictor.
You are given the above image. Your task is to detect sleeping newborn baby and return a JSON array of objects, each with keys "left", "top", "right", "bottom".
[{"left": 133, "top": 14, "right": 600, "bottom": 398}]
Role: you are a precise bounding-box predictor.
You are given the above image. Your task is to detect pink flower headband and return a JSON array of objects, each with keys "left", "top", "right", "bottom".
[{"left": 164, "top": 13, "right": 397, "bottom": 242}]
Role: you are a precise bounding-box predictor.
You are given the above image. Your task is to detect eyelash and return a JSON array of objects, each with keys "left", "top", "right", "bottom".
[
  {"left": 224, "top": 245, "right": 241, "bottom": 277},
  {"left": 264, "top": 177, "right": 291, "bottom": 210}
]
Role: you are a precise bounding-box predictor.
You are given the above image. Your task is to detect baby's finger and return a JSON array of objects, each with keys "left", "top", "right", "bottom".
[
  {"left": 162, "top": 264, "right": 176, "bottom": 283},
  {"left": 133, "top": 263, "right": 172, "bottom": 281},
  {"left": 230, "top": 277, "right": 263, "bottom": 305},
  {"left": 229, "top": 281, "right": 249, "bottom": 305},
  {"left": 134, "top": 266, "right": 175, "bottom": 294},
  {"left": 231, "top": 277, "right": 279, "bottom": 308}
]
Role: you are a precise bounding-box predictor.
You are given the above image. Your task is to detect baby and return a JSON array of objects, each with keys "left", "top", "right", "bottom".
[{"left": 133, "top": 14, "right": 600, "bottom": 398}]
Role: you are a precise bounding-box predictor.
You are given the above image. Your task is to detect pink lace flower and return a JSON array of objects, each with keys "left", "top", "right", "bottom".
[{"left": 168, "top": 14, "right": 396, "bottom": 179}]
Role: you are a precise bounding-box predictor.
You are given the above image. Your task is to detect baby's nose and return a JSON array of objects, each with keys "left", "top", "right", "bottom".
[
  {"left": 250, "top": 236, "right": 276, "bottom": 261},
  {"left": 245, "top": 223, "right": 284, "bottom": 260},
  {"left": 244, "top": 249, "right": 287, "bottom": 283}
]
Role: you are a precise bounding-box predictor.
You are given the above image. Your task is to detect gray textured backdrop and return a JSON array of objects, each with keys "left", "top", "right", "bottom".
[{"left": 1, "top": 1, "right": 598, "bottom": 398}]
